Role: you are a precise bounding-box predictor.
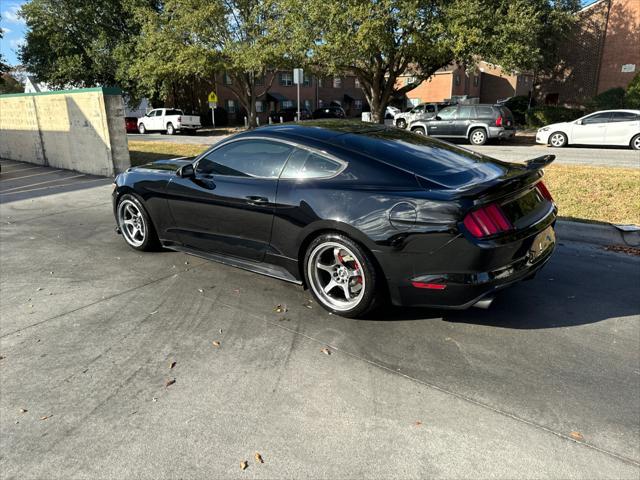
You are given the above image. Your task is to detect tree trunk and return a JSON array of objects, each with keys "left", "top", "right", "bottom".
[{"left": 368, "top": 86, "right": 387, "bottom": 124}]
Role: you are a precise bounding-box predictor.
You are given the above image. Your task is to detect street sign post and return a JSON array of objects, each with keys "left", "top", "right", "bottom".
[
  {"left": 208, "top": 95, "right": 218, "bottom": 129},
  {"left": 293, "top": 68, "right": 303, "bottom": 122}
]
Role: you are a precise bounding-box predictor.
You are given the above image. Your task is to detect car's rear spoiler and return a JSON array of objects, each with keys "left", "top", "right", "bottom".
[{"left": 525, "top": 154, "right": 555, "bottom": 171}]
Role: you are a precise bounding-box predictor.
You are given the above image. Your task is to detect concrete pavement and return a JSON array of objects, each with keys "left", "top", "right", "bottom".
[
  {"left": 128, "top": 131, "right": 640, "bottom": 168},
  {"left": 1, "top": 160, "right": 639, "bottom": 479}
]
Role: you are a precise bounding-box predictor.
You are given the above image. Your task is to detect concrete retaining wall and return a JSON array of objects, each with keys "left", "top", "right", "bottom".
[{"left": 0, "top": 87, "right": 130, "bottom": 177}]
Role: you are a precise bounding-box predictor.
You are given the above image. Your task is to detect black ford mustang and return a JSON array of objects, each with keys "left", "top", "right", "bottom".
[{"left": 113, "top": 121, "right": 557, "bottom": 317}]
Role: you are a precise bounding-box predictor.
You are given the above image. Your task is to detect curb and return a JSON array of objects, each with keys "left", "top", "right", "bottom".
[{"left": 556, "top": 220, "right": 640, "bottom": 247}]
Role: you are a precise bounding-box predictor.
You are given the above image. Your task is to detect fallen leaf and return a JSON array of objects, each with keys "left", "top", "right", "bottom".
[
  {"left": 274, "top": 304, "right": 287, "bottom": 313},
  {"left": 320, "top": 347, "right": 331, "bottom": 355},
  {"left": 20, "top": 408, "right": 27, "bottom": 413},
  {"left": 165, "top": 378, "right": 176, "bottom": 388},
  {"left": 0, "top": 355, "right": 5, "bottom": 360},
  {"left": 198, "top": 288, "right": 204, "bottom": 293},
  {"left": 240, "top": 460, "right": 248, "bottom": 470},
  {"left": 36, "top": 287, "right": 43, "bottom": 291},
  {"left": 169, "top": 361, "right": 176, "bottom": 370},
  {"left": 233, "top": 289, "right": 240, "bottom": 294},
  {"left": 570, "top": 431, "right": 583, "bottom": 441},
  {"left": 255, "top": 452, "right": 264, "bottom": 463},
  {"left": 212, "top": 341, "right": 221, "bottom": 347},
  {"left": 152, "top": 397, "right": 158, "bottom": 402},
  {"left": 219, "top": 329, "right": 223, "bottom": 334},
  {"left": 415, "top": 421, "right": 422, "bottom": 426},
  {"left": 40, "top": 415, "right": 52, "bottom": 421},
  {"left": 149, "top": 310, "right": 158, "bottom": 315},
  {"left": 185, "top": 261, "right": 189, "bottom": 265}
]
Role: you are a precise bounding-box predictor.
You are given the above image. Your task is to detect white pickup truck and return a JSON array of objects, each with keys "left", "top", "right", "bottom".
[{"left": 137, "top": 108, "right": 201, "bottom": 135}]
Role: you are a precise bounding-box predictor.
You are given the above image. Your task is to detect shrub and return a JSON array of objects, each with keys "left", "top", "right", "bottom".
[
  {"left": 503, "top": 95, "right": 532, "bottom": 126},
  {"left": 624, "top": 72, "right": 640, "bottom": 109},
  {"left": 586, "top": 87, "right": 626, "bottom": 112},
  {"left": 526, "top": 106, "right": 584, "bottom": 128}
]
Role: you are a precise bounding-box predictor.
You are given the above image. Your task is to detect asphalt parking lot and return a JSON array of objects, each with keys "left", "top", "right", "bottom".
[{"left": 1, "top": 159, "right": 639, "bottom": 479}]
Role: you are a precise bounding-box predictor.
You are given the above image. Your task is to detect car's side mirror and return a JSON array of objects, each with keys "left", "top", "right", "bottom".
[
  {"left": 575, "top": 120, "right": 582, "bottom": 125},
  {"left": 435, "top": 116, "right": 442, "bottom": 121},
  {"left": 177, "top": 164, "right": 195, "bottom": 178}
]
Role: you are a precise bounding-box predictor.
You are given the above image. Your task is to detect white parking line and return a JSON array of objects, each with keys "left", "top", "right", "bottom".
[
  {"left": 0, "top": 165, "right": 44, "bottom": 174},
  {"left": 0, "top": 177, "right": 110, "bottom": 196},
  {"left": 0, "top": 174, "right": 87, "bottom": 193},
  {"left": 0, "top": 169, "right": 64, "bottom": 182}
]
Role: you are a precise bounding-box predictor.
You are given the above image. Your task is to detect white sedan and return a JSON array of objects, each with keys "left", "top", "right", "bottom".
[{"left": 536, "top": 109, "right": 640, "bottom": 150}]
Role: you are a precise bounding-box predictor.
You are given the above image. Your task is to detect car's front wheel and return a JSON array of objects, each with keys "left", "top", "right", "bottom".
[
  {"left": 412, "top": 127, "right": 426, "bottom": 135},
  {"left": 631, "top": 134, "right": 640, "bottom": 151},
  {"left": 138, "top": 123, "right": 146, "bottom": 134},
  {"left": 396, "top": 118, "right": 407, "bottom": 129},
  {"left": 117, "top": 194, "right": 159, "bottom": 251},
  {"left": 549, "top": 131, "right": 567, "bottom": 148},
  {"left": 304, "top": 234, "right": 378, "bottom": 318}
]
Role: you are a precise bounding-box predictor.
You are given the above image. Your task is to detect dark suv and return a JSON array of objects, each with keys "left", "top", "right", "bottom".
[{"left": 409, "top": 104, "right": 516, "bottom": 145}]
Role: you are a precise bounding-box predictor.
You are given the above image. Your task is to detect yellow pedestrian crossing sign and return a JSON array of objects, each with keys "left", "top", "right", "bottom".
[{"left": 208, "top": 91, "right": 218, "bottom": 103}]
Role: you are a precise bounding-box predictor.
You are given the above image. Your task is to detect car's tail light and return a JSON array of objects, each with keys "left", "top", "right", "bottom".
[
  {"left": 463, "top": 203, "right": 513, "bottom": 238},
  {"left": 536, "top": 181, "right": 553, "bottom": 202},
  {"left": 495, "top": 116, "right": 503, "bottom": 127},
  {"left": 411, "top": 281, "right": 446, "bottom": 290}
]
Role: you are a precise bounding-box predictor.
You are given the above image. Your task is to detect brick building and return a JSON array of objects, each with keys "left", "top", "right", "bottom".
[
  {"left": 538, "top": 0, "right": 640, "bottom": 105},
  {"left": 214, "top": 70, "right": 367, "bottom": 124},
  {"left": 395, "top": 62, "right": 533, "bottom": 107}
]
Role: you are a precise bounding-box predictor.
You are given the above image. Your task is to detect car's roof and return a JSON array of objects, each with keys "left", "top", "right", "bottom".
[{"left": 588, "top": 109, "right": 640, "bottom": 114}]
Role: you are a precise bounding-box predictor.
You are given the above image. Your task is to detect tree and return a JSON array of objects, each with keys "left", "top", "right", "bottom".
[
  {"left": 624, "top": 72, "right": 640, "bottom": 109},
  {"left": 18, "top": 0, "right": 152, "bottom": 89},
  {"left": 287, "top": 0, "right": 579, "bottom": 123}
]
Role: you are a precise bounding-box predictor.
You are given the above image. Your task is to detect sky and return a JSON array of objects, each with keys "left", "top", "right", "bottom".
[{"left": 1, "top": 0, "right": 601, "bottom": 68}]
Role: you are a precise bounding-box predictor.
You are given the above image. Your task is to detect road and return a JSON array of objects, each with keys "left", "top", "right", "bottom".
[
  {"left": 128, "top": 131, "right": 640, "bottom": 168},
  {"left": 1, "top": 159, "right": 639, "bottom": 479}
]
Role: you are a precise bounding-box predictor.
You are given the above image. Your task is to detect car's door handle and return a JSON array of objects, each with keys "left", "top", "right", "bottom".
[{"left": 245, "top": 196, "right": 269, "bottom": 205}]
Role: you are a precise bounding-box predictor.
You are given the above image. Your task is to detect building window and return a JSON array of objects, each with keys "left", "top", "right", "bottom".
[
  {"left": 282, "top": 100, "right": 294, "bottom": 108},
  {"left": 333, "top": 76, "right": 342, "bottom": 88},
  {"left": 354, "top": 77, "right": 361, "bottom": 88},
  {"left": 255, "top": 101, "right": 264, "bottom": 113},
  {"left": 404, "top": 76, "right": 417, "bottom": 86},
  {"left": 353, "top": 99, "right": 363, "bottom": 110},
  {"left": 473, "top": 75, "right": 479, "bottom": 87},
  {"left": 255, "top": 75, "right": 265, "bottom": 86},
  {"left": 454, "top": 74, "right": 460, "bottom": 86},
  {"left": 303, "top": 74, "right": 311, "bottom": 87},
  {"left": 226, "top": 99, "right": 236, "bottom": 113},
  {"left": 279, "top": 72, "right": 293, "bottom": 86},
  {"left": 409, "top": 98, "right": 420, "bottom": 107},
  {"left": 223, "top": 73, "right": 233, "bottom": 86}
]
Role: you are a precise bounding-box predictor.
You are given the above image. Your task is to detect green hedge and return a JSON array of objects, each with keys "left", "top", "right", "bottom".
[{"left": 526, "top": 106, "right": 584, "bottom": 128}]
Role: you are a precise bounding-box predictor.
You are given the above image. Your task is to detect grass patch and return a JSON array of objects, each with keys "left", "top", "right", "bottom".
[
  {"left": 126, "top": 140, "right": 640, "bottom": 225},
  {"left": 128, "top": 141, "right": 209, "bottom": 166},
  {"left": 544, "top": 164, "right": 640, "bottom": 225}
]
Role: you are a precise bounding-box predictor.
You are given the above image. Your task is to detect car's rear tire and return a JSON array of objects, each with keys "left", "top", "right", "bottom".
[
  {"left": 549, "top": 131, "right": 567, "bottom": 148},
  {"left": 138, "top": 123, "right": 146, "bottom": 134},
  {"left": 116, "top": 194, "right": 160, "bottom": 252},
  {"left": 304, "top": 233, "right": 378, "bottom": 318},
  {"left": 396, "top": 118, "right": 407, "bottom": 129},
  {"left": 166, "top": 123, "right": 175, "bottom": 135},
  {"left": 631, "top": 134, "right": 640, "bottom": 151},
  {"left": 412, "top": 127, "right": 426, "bottom": 135},
  {"left": 469, "top": 128, "right": 487, "bottom": 145}
]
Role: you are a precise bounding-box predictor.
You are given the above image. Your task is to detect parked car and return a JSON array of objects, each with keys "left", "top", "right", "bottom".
[
  {"left": 124, "top": 117, "right": 139, "bottom": 134},
  {"left": 385, "top": 106, "right": 401, "bottom": 119},
  {"left": 535, "top": 109, "right": 640, "bottom": 150},
  {"left": 394, "top": 103, "right": 443, "bottom": 129},
  {"left": 137, "top": 108, "right": 202, "bottom": 135},
  {"left": 269, "top": 107, "right": 311, "bottom": 123},
  {"left": 409, "top": 104, "right": 516, "bottom": 145},
  {"left": 312, "top": 106, "right": 346, "bottom": 119},
  {"left": 113, "top": 120, "right": 557, "bottom": 318}
]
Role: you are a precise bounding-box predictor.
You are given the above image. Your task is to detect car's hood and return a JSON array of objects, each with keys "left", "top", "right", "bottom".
[
  {"left": 540, "top": 122, "right": 571, "bottom": 130},
  {"left": 131, "top": 157, "right": 194, "bottom": 172}
]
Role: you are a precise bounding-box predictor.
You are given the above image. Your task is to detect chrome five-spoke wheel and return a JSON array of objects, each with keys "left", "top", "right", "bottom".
[
  {"left": 118, "top": 199, "right": 147, "bottom": 248},
  {"left": 549, "top": 132, "right": 567, "bottom": 148},
  {"left": 304, "top": 234, "right": 379, "bottom": 317}
]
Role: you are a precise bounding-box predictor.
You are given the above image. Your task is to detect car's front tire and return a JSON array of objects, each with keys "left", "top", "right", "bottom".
[
  {"left": 117, "top": 194, "right": 159, "bottom": 251},
  {"left": 396, "top": 118, "right": 407, "bottom": 129},
  {"left": 412, "top": 127, "right": 426, "bottom": 135},
  {"left": 631, "top": 134, "right": 640, "bottom": 151},
  {"left": 138, "top": 123, "right": 146, "bottom": 134},
  {"left": 549, "top": 131, "right": 567, "bottom": 148},
  {"left": 304, "top": 233, "right": 378, "bottom": 318},
  {"left": 469, "top": 128, "right": 487, "bottom": 145}
]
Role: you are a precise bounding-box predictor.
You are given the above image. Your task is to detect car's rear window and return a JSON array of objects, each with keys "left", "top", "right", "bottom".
[{"left": 334, "top": 128, "right": 510, "bottom": 189}]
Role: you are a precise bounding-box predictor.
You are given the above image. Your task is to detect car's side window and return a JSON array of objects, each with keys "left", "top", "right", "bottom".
[
  {"left": 280, "top": 148, "right": 343, "bottom": 179},
  {"left": 413, "top": 105, "right": 425, "bottom": 113},
  {"left": 476, "top": 106, "right": 494, "bottom": 117},
  {"left": 197, "top": 140, "right": 293, "bottom": 178},
  {"left": 582, "top": 113, "right": 611, "bottom": 125},
  {"left": 425, "top": 105, "right": 436, "bottom": 113},
  {"left": 610, "top": 112, "right": 638, "bottom": 122},
  {"left": 458, "top": 106, "right": 475, "bottom": 119},
  {"left": 437, "top": 106, "right": 457, "bottom": 120}
]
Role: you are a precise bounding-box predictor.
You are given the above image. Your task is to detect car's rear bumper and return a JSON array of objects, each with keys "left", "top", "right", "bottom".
[
  {"left": 488, "top": 127, "right": 516, "bottom": 139},
  {"left": 377, "top": 213, "right": 556, "bottom": 309}
]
